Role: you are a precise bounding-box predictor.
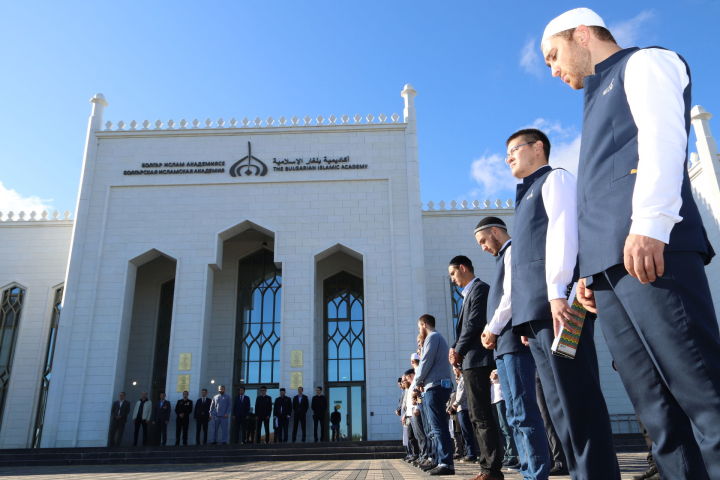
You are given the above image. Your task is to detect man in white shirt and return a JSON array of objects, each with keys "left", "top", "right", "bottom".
[
  {"left": 541, "top": 7, "right": 720, "bottom": 479},
  {"left": 505, "top": 127, "right": 619, "bottom": 479},
  {"left": 476, "top": 217, "right": 550, "bottom": 479}
]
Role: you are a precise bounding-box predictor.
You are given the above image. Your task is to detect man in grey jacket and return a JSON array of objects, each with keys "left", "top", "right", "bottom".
[{"left": 415, "top": 314, "right": 455, "bottom": 476}]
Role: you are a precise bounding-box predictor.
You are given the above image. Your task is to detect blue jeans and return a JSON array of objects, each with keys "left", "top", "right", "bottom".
[
  {"left": 456, "top": 409, "right": 478, "bottom": 457},
  {"left": 496, "top": 350, "right": 550, "bottom": 480},
  {"left": 423, "top": 386, "right": 454, "bottom": 468},
  {"left": 493, "top": 400, "right": 518, "bottom": 462}
]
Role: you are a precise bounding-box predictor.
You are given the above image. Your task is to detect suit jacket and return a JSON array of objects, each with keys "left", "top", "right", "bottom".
[
  {"left": 111, "top": 399, "right": 131, "bottom": 422},
  {"left": 255, "top": 395, "right": 273, "bottom": 419},
  {"left": 453, "top": 277, "right": 495, "bottom": 369},
  {"left": 312, "top": 394, "right": 328, "bottom": 417},
  {"left": 175, "top": 398, "right": 193, "bottom": 420},
  {"left": 292, "top": 394, "right": 309, "bottom": 416},
  {"left": 274, "top": 396, "right": 292, "bottom": 417},
  {"left": 132, "top": 399, "right": 152, "bottom": 422},
  {"left": 194, "top": 396, "right": 211, "bottom": 421},
  {"left": 233, "top": 394, "right": 251, "bottom": 418},
  {"left": 210, "top": 393, "right": 231, "bottom": 418},
  {"left": 154, "top": 400, "right": 172, "bottom": 422}
]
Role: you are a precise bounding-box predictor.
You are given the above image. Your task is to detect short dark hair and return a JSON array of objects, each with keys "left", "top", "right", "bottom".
[
  {"left": 238, "top": 385, "right": 245, "bottom": 390},
  {"left": 316, "top": 386, "right": 323, "bottom": 391},
  {"left": 280, "top": 388, "right": 286, "bottom": 392},
  {"left": 555, "top": 26, "right": 616, "bottom": 44},
  {"left": 449, "top": 255, "right": 474, "bottom": 273},
  {"left": 506, "top": 128, "right": 551, "bottom": 160},
  {"left": 202, "top": 388, "right": 208, "bottom": 392},
  {"left": 419, "top": 314, "right": 436, "bottom": 328},
  {"left": 404, "top": 368, "right": 416, "bottom": 376}
]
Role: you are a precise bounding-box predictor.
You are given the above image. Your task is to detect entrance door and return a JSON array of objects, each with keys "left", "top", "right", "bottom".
[{"left": 328, "top": 384, "right": 365, "bottom": 441}]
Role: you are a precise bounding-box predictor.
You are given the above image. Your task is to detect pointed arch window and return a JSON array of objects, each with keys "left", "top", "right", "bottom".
[
  {"left": 325, "top": 273, "right": 365, "bottom": 383},
  {"left": 32, "top": 286, "right": 63, "bottom": 447},
  {"left": 0, "top": 285, "right": 25, "bottom": 430},
  {"left": 450, "top": 281, "right": 464, "bottom": 338},
  {"left": 235, "top": 249, "right": 282, "bottom": 387}
]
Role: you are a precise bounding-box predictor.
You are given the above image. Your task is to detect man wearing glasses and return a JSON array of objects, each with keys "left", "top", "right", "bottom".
[{"left": 505, "top": 128, "right": 619, "bottom": 480}]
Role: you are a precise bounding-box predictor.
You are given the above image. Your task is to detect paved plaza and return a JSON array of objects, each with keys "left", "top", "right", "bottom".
[{"left": 0, "top": 453, "right": 648, "bottom": 479}]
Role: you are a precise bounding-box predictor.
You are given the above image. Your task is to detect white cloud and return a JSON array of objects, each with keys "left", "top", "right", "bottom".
[
  {"left": 469, "top": 152, "right": 518, "bottom": 199},
  {"left": 0, "top": 181, "right": 54, "bottom": 214},
  {"left": 609, "top": 10, "right": 655, "bottom": 47},
  {"left": 549, "top": 134, "right": 581, "bottom": 176},
  {"left": 519, "top": 38, "right": 544, "bottom": 77}
]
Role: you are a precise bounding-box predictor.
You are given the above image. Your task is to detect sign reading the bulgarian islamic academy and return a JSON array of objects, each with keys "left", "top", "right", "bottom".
[{"left": 122, "top": 141, "right": 368, "bottom": 177}]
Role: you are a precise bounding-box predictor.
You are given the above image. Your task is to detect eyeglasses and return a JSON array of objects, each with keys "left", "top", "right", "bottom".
[{"left": 505, "top": 141, "right": 535, "bottom": 161}]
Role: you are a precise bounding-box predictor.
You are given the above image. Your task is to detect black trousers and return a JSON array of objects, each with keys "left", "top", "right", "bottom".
[
  {"left": 292, "top": 414, "right": 306, "bottom": 441},
  {"left": 108, "top": 419, "right": 125, "bottom": 446},
  {"left": 528, "top": 318, "right": 619, "bottom": 479},
  {"left": 462, "top": 366, "right": 503, "bottom": 474},
  {"left": 313, "top": 413, "right": 326, "bottom": 441},
  {"left": 157, "top": 421, "right": 168, "bottom": 445},
  {"left": 175, "top": 417, "right": 189, "bottom": 445},
  {"left": 256, "top": 417, "right": 270, "bottom": 443},
  {"left": 233, "top": 417, "right": 247, "bottom": 443},
  {"left": 535, "top": 372, "right": 566, "bottom": 466},
  {"left": 195, "top": 419, "right": 208, "bottom": 444},
  {"left": 133, "top": 420, "right": 147, "bottom": 446},
  {"left": 592, "top": 255, "right": 720, "bottom": 480},
  {"left": 276, "top": 416, "right": 289, "bottom": 442},
  {"left": 406, "top": 418, "right": 420, "bottom": 457}
]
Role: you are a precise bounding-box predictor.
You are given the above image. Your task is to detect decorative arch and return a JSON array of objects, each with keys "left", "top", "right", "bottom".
[{"left": 0, "top": 282, "right": 26, "bottom": 432}]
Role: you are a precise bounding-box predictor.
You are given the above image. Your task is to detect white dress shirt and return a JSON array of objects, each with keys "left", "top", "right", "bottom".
[
  {"left": 541, "top": 168, "right": 578, "bottom": 300},
  {"left": 624, "top": 48, "right": 689, "bottom": 244},
  {"left": 486, "top": 242, "right": 512, "bottom": 336}
]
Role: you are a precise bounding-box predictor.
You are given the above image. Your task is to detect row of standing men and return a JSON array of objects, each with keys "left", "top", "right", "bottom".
[
  {"left": 108, "top": 385, "right": 342, "bottom": 447},
  {"left": 390, "top": 7, "right": 720, "bottom": 479}
]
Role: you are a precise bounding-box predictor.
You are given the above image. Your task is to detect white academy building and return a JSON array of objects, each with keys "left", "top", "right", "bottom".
[{"left": 1, "top": 85, "right": 719, "bottom": 449}]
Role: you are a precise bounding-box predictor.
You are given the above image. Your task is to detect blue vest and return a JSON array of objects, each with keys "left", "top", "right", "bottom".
[
  {"left": 511, "top": 165, "right": 555, "bottom": 327},
  {"left": 487, "top": 241, "right": 523, "bottom": 357},
  {"left": 578, "top": 47, "right": 713, "bottom": 277}
]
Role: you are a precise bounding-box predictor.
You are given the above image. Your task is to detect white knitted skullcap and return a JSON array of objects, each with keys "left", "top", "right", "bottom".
[{"left": 542, "top": 7, "right": 607, "bottom": 45}]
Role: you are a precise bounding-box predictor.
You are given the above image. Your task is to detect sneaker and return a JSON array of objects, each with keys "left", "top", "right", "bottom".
[
  {"left": 632, "top": 466, "right": 659, "bottom": 480},
  {"left": 504, "top": 460, "right": 520, "bottom": 470},
  {"left": 549, "top": 462, "right": 568, "bottom": 476},
  {"left": 421, "top": 461, "right": 438, "bottom": 472}
]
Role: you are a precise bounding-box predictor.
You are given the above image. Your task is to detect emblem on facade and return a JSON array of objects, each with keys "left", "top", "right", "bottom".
[{"left": 230, "top": 142, "right": 268, "bottom": 177}]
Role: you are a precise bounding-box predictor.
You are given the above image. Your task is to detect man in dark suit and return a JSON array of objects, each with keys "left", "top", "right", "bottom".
[
  {"left": 292, "top": 386, "right": 309, "bottom": 442},
  {"left": 108, "top": 391, "right": 131, "bottom": 446},
  {"left": 194, "top": 388, "right": 211, "bottom": 445},
  {"left": 232, "top": 385, "right": 251, "bottom": 444},
  {"left": 311, "top": 386, "right": 328, "bottom": 442},
  {"left": 153, "top": 392, "right": 172, "bottom": 446},
  {"left": 174, "top": 390, "right": 193, "bottom": 446},
  {"left": 255, "top": 386, "right": 273, "bottom": 444},
  {"left": 274, "top": 388, "right": 292, "bottom": 443},
  {"left": 448, "top": 255, "right": 503, "bottom": 480}
]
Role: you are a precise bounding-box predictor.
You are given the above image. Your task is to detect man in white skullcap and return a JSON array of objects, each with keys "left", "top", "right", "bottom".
[{"left": 541, "top": 8, "right": 720, "bottom": 480}]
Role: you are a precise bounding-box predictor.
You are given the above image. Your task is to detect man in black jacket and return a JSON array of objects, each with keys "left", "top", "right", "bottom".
[
  {"left": 108, "top": 391, "right": 131, "bottom": 446},
  {"left": 311, "top": 386, "right": 328, "bottom": 442},
  {"left": 255, "top": 386, "right": 273, "bottom": 444},
  {"left": 292, "top": 386, "right": 309, "bottom": 442},
  {"left": 174, "top": 390, "right": 193, "bottom": 446},
  {"left": 274, "top": 388, "right": 292, "bottom": 443},
  {"left": 448, "top": 255, "right": 503, "bottom": 479},
  {"left": 194, "top": 388, "right": 211, "bottom": 445},
  {"left": 232, "top": 385, "right": 251, "bottom": 444}
]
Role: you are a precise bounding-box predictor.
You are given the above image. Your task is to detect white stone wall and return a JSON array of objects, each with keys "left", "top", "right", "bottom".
[
  {"left": 42, "top": 89, "right": 424, "bottom": 446},
  {"left": 0, "top": 220, "right": 72, "bottom": 448}
]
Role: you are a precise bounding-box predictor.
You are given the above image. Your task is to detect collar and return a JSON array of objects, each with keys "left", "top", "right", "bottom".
[
  {"left": 522, "top": 165, "right": 552, "bottom": 185},
  {"left": 461, "top": 277, "right": 478, "bottom": 298},
  {"left": 594, "top": 47, "right": 639, "bottom": 74},
  {"left": 498, "top": 239, "right": 511, "bottom": 257}
]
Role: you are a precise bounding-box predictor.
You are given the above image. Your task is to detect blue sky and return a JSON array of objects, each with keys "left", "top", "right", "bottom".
[{"left": 1, "top": 0, "right": 718, "bottom": 214}]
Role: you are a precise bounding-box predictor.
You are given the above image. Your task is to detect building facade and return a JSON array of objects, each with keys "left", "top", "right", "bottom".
[{"left": 1, "top": 86, "right": 718, "bottom": 448}]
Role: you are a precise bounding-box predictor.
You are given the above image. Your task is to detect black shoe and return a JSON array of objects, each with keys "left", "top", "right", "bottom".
[
  {"left": 428, "top": 465, "right": 455, "bottom": 476},
  {"left": 504, "top": 460, "right": 520, "bottom": 470},
  {"left": 421, "top": 462, "right": 438, "bottom": 472},
  {"left": 549, "top": 462, "right": 568, "bottom": 476},
  {"left": 632, "top": 465, "right": 659, "bottom": 480}
]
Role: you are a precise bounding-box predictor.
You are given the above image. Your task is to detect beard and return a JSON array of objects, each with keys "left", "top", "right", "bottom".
[{"left": 566, "top": 43, "right": 593, "bottom": 89}]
